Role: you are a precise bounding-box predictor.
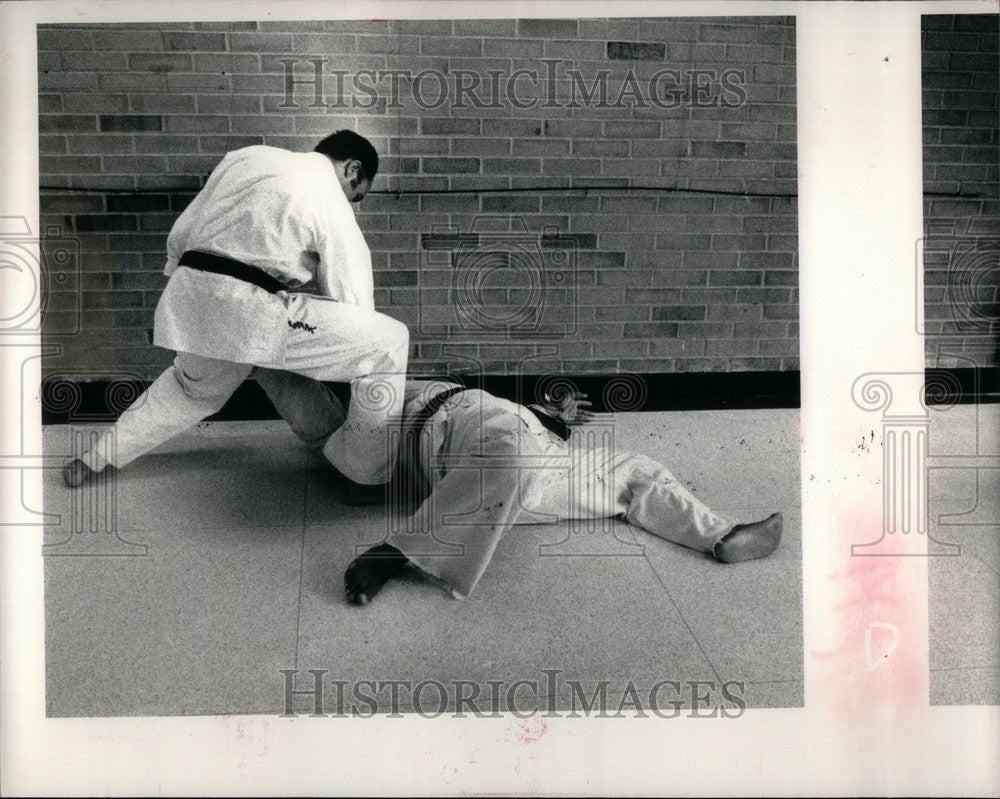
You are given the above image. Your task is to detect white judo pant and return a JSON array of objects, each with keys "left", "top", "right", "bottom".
[
  {"left": 385, "top": 389, "right": 734, "bottom": 598},
  {"left": 81, "top": 292, "right": 408, "bottom": 485}
]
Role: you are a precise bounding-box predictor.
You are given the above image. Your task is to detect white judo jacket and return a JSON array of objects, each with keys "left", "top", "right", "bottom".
[{"left": 153, "top": 145, "right": 374, "bottom": 364}]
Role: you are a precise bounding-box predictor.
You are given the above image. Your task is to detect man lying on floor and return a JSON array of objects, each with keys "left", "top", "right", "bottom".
[{"left": 259, "top": 372, "right": 784, "bottom": 605}]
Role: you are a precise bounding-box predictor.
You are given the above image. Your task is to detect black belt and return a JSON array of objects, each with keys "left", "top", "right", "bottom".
[
  {"left": 392, "top": 386, "right": 467, "bottom": 508},
  {"left": 178, "top": 250, "right": 286, "bottom": 294},
  {"left": 526, "top": 405, "right": 570, "bottom": 441},
  {"left": 389, "top": 387, "right": 571, "bottom": 508}
]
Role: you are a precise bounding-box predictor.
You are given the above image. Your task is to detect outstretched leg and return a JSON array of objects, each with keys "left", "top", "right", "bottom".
[
  {"left": 616, "top": 452, "right": 782, "bottom": 561},
  {"left": 64, "top": 352, "right": 251, "bottom": 487}
]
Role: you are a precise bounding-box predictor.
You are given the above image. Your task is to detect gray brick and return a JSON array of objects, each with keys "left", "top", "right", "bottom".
[
  {"left": 39, "top": 72, "right": 99, "bottom": 91},
  {"left": 423, "top": 157, "right": 480, "bottom": 174},
  {"left": 102, "top": 155, "right": 168, "bottom": 173},
  {"left": 452, "top": 137, "right": 510, "bottom": 156},
  {"left": 482, "top": 158, "right": 541, "bottom": 174},
  {"left": 624, "top": 322, "right": 679, "bottom": 339},
  {"left": 92, "top": 30, "right": 164, "bottom": 50},
  {"left": 98, "top": 73, "right": 165, "bottom": 92},
  {"left": 165, "top": 73, "right": 232, "bottom": 93},
  {"left": 40, "top": 193, "right": 104, "bottom": 213},
  {"left": 420, "top": 117, "right": 480, "bottom": 135},
  {"left": 542, "top": 233, "right": 597, "bottom": 250},
  {"left": 128, "top": 53, "right": 194, "bottom": 73},
  {"left": 483, "top": 39, "right": 545, "bottom": 58},
  {"left": 420, "top": 37, "right": 483, "bottom": 57},
  {"left": 709, "top": 270, "right": 763, "bottom": 286},
  {"left": 106, "top": 194, "right": 170, "bottom": 212},
  {"left": 38, "top": 94, "right": 63, "bottom": 113},
  {"left": 230, "top": 33, "right": 294, "bottom": 52},
  {"left": 166, "top": 115, "right": 230, "bottom": 134},
  {"left": 39, "top": 115, "right": 98, "bottom": 133},
  {"left": 738, "top": 288, "right": 791, "bottom": 304},
  {"left": 134, "top": 135, "right": 199, "bottom": 154},
  {"left": 545, "top": 39, "right": 606, "bottom": 59},
  {"left": 165, "top": 31, "right": 227, "bottom": 50},
  {"left": 130, "top": 93, "right": 198, "bottom": 114},
  {"left": 481, "top": 195, "right": 540, "bottom": 213},
  {"left": 603, "top": 120, "right": 660, "bottom": 138},
  {"left": 38, "top": 28, "right": 95, "bottom": 51},
  {"left": 454, "top": 19, "right": 517, "bottom": 36},
  {"left": 75, "top": 215, "right": 138, "bottom": 232},
  {"left": 542, "top": 158, "right": 601, "bottom": 176},
  {"left": 391, "top": 20, "right": 453, "bottom": 35},
  {"left": 66, "top": 135, "right": 134, "bottom": 155},
  {"left": 99, "top": 115, "right": 163, "bottom": 133},
  {"left": 691, "top": 140, "right": 747, "bottom": 158},
  {"left": 196, "top": 95, "right": 262, "bottom": 114},
  {"left": 652, "top": 305, "right": 707, "bottom": 321},
  {"left": 58, "top": 95, "right": 124, "bottom": 117},
  {"left": 606, "top": 41, "right": 665, "bottom": 61},
  {"left": 516, "top": 19, "right": 578, "bottom": 37}
]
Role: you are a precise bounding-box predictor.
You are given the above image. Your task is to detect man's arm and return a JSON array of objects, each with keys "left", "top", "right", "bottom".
[
  {"left": 310, "top": 196, "right": 376, "bottom": 309},
  {"left": 165, "top": 153, "right": 231, "bottom": 270}
]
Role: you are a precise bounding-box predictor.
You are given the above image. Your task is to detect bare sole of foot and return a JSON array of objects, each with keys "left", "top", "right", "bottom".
[
  {"left": 62, "top": 458, "right": 103, "bottom": 488},
  {"left": 714, "top": 512, "right": 783, "bottom": 563},
  {"left": 344, "top": 543, "right": 408, "bottom": 605}
]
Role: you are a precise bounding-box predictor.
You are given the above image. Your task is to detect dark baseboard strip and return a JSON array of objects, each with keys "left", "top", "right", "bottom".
[
  {"left": 37, "top": 368, "right": 997, "bottom": 425},
  {"left": 924, "top": 367, "right": 999, "bottom": 406}
]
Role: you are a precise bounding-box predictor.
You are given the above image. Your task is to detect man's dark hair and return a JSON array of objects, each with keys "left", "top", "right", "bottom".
[{"left": 314, "top": 130, "right": 379, "bottom": 181}]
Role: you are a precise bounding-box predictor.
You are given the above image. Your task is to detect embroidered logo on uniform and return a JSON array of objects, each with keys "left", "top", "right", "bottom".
[{"left": 288, "top": 320, "right": 317, "bottom": 334}]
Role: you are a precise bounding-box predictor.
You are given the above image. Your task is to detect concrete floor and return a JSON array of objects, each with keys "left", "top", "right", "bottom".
[{"left": 42, "top": 408, "right": 804, "bottom": 717}]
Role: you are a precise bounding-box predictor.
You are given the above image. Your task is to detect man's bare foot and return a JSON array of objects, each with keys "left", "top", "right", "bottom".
[
  {"left": 62, "top": 458, "right": 103, "bottom": 488},
  {"left": 714, "top": 512, "right": 783, "bottom": 563},
  {"left": 344, "top": 543, "right": 408, "bottom": 605},
  {"left": 330, "top": 465, "right": 388, "bottom": 506}
]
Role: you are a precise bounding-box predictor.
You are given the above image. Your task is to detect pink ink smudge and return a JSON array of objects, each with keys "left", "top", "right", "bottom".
[{"left": 813, "top": 509, "right": 928, "bottom": 737}]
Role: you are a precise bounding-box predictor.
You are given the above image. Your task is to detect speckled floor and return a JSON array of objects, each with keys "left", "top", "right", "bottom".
[
  {"left": 39, "top": 402, "right": 1000, "bottom": 716},
  {"left": 926, "top": 401, "right": 1000, "bottom": 706},
  {"left": 41, "top": 408, "right": 800, "bottom": 717}
]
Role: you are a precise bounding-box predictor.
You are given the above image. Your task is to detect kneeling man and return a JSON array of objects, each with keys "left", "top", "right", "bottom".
[{"left": 63, "top": 131, "right": 406, "bottom": 499}]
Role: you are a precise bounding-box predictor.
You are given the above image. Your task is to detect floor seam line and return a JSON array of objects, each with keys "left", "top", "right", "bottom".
[
  {"left": 293, "top": 451, "right": 309, "bottom": 673},
  {"left": 638, "top": 545, "right": 722, "bottom": 684}
]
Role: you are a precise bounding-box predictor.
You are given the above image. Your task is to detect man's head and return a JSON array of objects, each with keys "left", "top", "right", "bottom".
[{"left": 314, "top": 130, "right": 379, "bottom": 202}]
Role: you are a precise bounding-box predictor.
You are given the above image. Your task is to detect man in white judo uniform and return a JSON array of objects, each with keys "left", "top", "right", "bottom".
[
  {"left": 345, "top": 382, "right": 783, "bottom": 603},
  {"left": 63, "top": 131, "right": 407, "bottom": 499},
  {"left": 244, "top": 373, "right": 784, "bottom": 603}
]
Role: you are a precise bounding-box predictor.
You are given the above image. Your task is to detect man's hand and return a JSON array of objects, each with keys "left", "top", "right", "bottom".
[{"left": 540, "top": 389, "right": 596, "bottom": 427}]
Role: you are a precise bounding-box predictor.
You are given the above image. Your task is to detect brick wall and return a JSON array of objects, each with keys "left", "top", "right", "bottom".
[
  {"left": 922, "top": 14, "right": 999, "bottom": 369},
  {"left": 37, "top": 17, "right": 798, "bottom": 383}
]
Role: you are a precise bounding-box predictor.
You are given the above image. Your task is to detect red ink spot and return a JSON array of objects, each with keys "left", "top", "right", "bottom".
[{"left": 508, "top": 716, "right": 548, "bottom": 745}]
